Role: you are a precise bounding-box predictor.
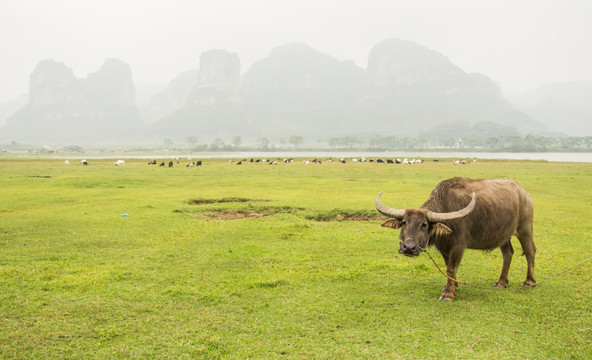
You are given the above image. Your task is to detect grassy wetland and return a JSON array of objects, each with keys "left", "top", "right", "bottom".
[{"left": 1, "top": 156, "right": 591, "bottom": 359}]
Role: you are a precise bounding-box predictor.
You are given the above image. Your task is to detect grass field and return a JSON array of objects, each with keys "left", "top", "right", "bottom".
[{"left": 1, "top": 156, "right": 591, "bottom": 359}]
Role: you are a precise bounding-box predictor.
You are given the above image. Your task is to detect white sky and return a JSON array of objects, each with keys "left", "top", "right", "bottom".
[{"left": 1, "top": 0, "right": 591, "bottom": 103}]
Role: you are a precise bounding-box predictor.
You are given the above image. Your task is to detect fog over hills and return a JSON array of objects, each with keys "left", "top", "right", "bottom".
[
  {"left": 1, "top": 59, "right": 143, "bottom": 143},
  {"left": 0, "top": 38, "right": 551, "bottom": 144},
  {"left": 363, "top": 39, "right": 541, "bottom": 136},
  {"left": 508, "top": 81, "right": 592, "bottom": 136},
  {"left": 140, "top": 70, "right": 199, "bottom": 123},
  {"left": 0, "top": 94, "right": 27, "bottom": 127},
  {"left": 149, "top": 39, "right": 544, "bottom": 142}
]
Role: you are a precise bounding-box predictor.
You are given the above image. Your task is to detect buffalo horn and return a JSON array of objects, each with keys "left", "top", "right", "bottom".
[
  {"left": 427, "top": 192, "right": 476, "bottom": 222},
  {"left": 375, "top": 192, "right": 406, "bottom": 219}
]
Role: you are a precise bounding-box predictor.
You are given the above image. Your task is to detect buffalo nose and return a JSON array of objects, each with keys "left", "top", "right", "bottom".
[{"left": 400, "top": 243, "right": 418, "bottom": 254}]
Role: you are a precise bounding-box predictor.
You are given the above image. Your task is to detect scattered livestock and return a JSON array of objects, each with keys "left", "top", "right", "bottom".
[
  {"left": 348, "top": 157, "right": 424, "bottom": 164},
  {"left": 230, "top": 158, "right": 293, "bottom": 165},
  {"left": 91, "top": 156, "right": 458, "bottom": 168},
  {"left": 149, "top": 159, "right": 203, "bottom": 167},
  {"left": 376, "top": 177, "right": 536, "bottom": 301},
  {"left": 64, "top": 156, "right": 472, "bottom": 170},
  {"left": 399, "top": 158, "right": 423, "bottom": 164},
  {"left": 197, "top": 156, "right": 473, "bottom": 168},
  {"left": 453, "top": 159, "right": 477, "bottom": 165}
]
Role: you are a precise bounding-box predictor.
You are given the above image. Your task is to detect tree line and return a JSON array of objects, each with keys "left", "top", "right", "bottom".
[
  {"left": 365, "top": 134, "right": 592, "bottom": 151},
  {"left": 7, "top": 134, "right": 591, "bottom": 153},
  {"left": 157, "top": 134, "right": 592, "bottom": 152}
]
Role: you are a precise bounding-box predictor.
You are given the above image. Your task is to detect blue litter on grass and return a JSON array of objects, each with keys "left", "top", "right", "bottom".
[{"left": 122, "top": 213, "right": 129, "bottom": 217}]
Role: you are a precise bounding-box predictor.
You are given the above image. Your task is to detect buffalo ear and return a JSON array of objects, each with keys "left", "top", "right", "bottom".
[
  {"left": 381, "top": 219, "right": 402, "bottom": 229},
  {"left": 431, "top": 223, "right": 452, "bottom": 236}
]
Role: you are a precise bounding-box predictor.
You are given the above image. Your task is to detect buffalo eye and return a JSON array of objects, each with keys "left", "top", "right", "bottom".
[
  {"left": 421, "top": 221, "right": 428, "bottom": 228},
  {"left": 400, "top": 219, "right": 407, "bottom": 226}
]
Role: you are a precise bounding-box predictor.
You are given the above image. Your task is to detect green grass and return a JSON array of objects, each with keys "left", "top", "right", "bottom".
[{"left": 1, "top": 157, "right": 591, "bottom": 359}]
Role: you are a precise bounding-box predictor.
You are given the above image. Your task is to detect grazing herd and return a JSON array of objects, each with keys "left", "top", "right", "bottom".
[
  {"left": 63, "top": 157, "right": 476, "bottom": 167},
  {"left": 147, "top": 158, "right": 203, "bottom": 167},
  {"left": 226, "top": 157, "right": 431, "bottom": 165},
  {"left": 225, "top": 157, "right": 476, "bottom": 166}
]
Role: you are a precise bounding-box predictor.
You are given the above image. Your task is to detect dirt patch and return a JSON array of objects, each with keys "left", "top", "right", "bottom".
[
  {"left": 180, "top": 201, "right": 382, "bottom": 222},
  {"left": 184, "top": 205, "right": 302, "bottom": 221},
  {"left": 251, "top": 279, "right": 289, "bottom": 288},
  {"left": 187, "top": 197, "right": 266, "bottom": 205},
  {"left": 196, "top": 210, "right": 270, "bottom": 221}
]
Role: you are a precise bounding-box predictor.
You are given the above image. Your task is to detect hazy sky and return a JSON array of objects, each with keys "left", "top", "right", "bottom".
[{"left": 1, "top": 0, "right": 591, "bottom": 103}]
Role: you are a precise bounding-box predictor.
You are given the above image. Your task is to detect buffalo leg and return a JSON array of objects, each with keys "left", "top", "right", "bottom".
[
  {"left": 517, "top": 224, "right": 536, "bottom": 287},
  {"left": 440, "top": 247, "right": 465, "bottom": 301},
  {"left": 440, "top": 252, "right": 454, "bottom": 293},
  {"left": 494, "top": 240, "right": 514, "bottom": 288}
]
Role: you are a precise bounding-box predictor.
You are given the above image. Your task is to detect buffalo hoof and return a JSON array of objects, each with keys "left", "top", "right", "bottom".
[
  {"left": 493, "top": 280, "right": 508, "bottom": 288},
  {"left": 520, "top": 280, "right": 536, "bottom": 288},
  {"left": 439, "top": 295, "right": 455, "bottom": 302}
]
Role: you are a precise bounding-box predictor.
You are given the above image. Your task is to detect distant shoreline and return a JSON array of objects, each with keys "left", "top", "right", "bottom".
[{"left": 14, "top": 151, "right": 592, "bottom": 163}]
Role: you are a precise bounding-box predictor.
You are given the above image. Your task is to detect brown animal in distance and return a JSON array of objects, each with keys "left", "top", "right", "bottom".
[{"left": 376, "top": 177, "right": 536, "bottom": 301}]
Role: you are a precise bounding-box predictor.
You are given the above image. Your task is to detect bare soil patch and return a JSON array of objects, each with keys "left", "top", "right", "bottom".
[
  {"left": 185, "top": 205, "right": 302, "bottom": 221},
  {"left": 197, "top": 210, "right": 270, "bottom": 221},
  {"left": 188, "top": 197, "right": 266, "bottom": 205},
  {"left": 180, "top": 201, "right": 383, "bottom": 222}
]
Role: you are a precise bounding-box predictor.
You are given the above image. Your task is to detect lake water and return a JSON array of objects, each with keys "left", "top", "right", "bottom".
[{"left": 74, "top": 151, "right": 592, "bottom": 163}]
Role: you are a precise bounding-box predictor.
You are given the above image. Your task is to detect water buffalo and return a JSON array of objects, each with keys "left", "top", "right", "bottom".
[{"left": 376, "top": 177, "right": 536, "bottom": 301}]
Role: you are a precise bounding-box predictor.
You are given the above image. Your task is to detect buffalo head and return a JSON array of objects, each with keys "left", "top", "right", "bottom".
[{"left": 376, "top": 192, "right": 476, "bottom": 256}]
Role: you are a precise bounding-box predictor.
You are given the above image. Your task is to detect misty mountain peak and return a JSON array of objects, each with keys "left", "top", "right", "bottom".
[
  {"left": 2, "top": 58, "right": 142, "bottom": 143},
  {"left": 29, "top": 59, "right": 78, "bottom": 106},
  {"left": 3, "top": 39, "right": 547, "bottom": 143},
  {"left": 189, "top": 50, "right": 241, "bottom": 105},
  {"left": 367, "top": 38, "right": 465, "bottom": 87},
  {"left": 85, "top": 58, "right": 135, "bottom": 106},
  {"left": 242, "top": 42, "right": 366, "bottom": 91},
  {"left": 267, "top": 42, "right": 330, "bottom": 63}
]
